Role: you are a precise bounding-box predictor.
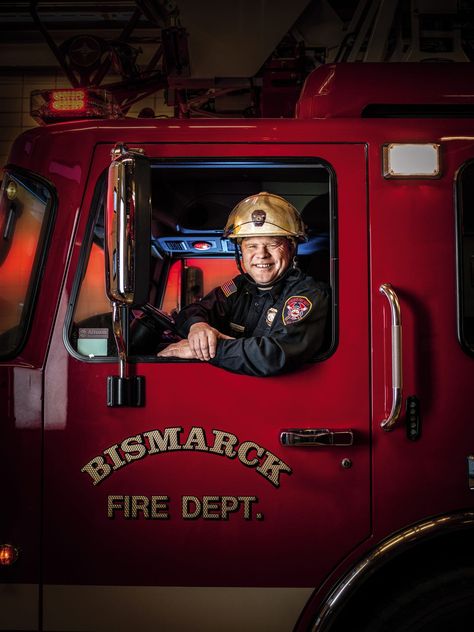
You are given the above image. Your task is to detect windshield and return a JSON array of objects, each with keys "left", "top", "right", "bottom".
[{"left": 0, "top": 170, "right": 54, "bottom": 359}]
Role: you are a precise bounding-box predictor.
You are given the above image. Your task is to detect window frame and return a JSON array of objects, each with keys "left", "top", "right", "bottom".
[
  {"left": 0, "top": 166, "right": 57, "bottom": 361},
  {"left": 456, "top": 159, "right": 474, "bottom": 355},
  {"left": 65, "top": 157, "right": 338, "bottom": 364}
]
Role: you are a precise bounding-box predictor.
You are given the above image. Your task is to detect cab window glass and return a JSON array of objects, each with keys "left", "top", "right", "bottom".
[
  {"left": 67, "top": 159, "right": 334, "bottom": 360},
  {"left": 0, "top": 171, "right": 54, "bottom": 359},
  {"left": 457, "top": 160, "right": 474, "bottom": 352}
]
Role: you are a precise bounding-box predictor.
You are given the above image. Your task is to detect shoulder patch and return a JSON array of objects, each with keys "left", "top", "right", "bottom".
[
  {"left": 282, "top": 295, "right": 312, "bottom": 325},
  {"left": 220, "top": 279, "right": 238, "bottom": 298}
]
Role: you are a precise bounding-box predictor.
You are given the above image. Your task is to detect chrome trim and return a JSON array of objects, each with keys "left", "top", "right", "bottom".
[
  {"left": 379, "top": 283, "right": 403, "bottom": 430},
  {"left": 311, "top": 511, "right": 474, "bottom": 631},
  {"left": 280, "top": 429, "right": 354, "bottom": 447},
  {"left": 112, "top": 303, "right": 127, "bottom": 379},
  {"left": 106, "top": 150, "right": 135, "bottom": 302},
  {"left": 468, "top": 456, "right": 474, "bottom": 490}
]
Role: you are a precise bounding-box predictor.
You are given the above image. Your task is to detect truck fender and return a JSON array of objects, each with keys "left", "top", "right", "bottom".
[{"left": 299, "top": 510, "right": 474, "bottom": 631}]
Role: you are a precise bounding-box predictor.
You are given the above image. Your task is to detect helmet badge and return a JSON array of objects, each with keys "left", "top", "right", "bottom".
[{"left": 251, "top": 210, "right": 266, "bottom": 227}]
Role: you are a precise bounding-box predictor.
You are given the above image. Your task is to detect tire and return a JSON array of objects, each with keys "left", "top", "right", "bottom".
[{"left": 348, "top": 566, "right": 474, "bottom": 632}]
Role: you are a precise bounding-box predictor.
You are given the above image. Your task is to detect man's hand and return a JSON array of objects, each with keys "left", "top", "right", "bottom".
[
  {"left": 157, "top": 339, "right": 194, "bottom": 359},
  {"left": 188, "top": 322, "right": 234, "bottom": 360},
  {"left": 157, "top": 323, "right": 234, "bottom": 361},
  {"left": 188, "top": 322, "right": 220, "bottom": 360}
]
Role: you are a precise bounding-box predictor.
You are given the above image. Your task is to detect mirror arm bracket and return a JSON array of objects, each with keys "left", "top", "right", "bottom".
[{"left": 107, "top": 303, "right": 145, "bottom": 407}]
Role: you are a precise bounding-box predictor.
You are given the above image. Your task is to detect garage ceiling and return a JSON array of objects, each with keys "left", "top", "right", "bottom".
[
  {"left": 1, "top": 1, "right": 472, "bottom": 79},
  {"left": 0, "top": 0, "right": 473, "bottom": 121}
]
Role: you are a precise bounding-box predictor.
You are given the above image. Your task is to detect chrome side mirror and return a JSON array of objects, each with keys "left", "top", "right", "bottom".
[
  {"left": 105, "top": 143, "right": 151, "bottom": 407},
  {"left": 105, "top": 145, "right": 151, "bottom": 306}
]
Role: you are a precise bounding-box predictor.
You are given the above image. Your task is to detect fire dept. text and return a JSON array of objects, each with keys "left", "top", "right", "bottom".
[{"left": 107, "top": 494, "right": 263, "bottom": 520}]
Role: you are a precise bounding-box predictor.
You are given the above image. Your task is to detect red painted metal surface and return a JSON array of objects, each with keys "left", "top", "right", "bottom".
[
  {"left": 297, "top": 62, "right": 474, "bottom": 119},
  {"left": 39, "top": 142, "right": 369, "bottom": 589}
]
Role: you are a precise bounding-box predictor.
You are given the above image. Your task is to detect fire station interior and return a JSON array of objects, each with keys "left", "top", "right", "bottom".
[{"left": 68, "top": 160, "right": 333, "bottom": 360}]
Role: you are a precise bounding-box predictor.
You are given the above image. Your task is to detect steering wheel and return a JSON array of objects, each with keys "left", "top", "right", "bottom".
[
  {"left": 129, "top": 303, "right": 181, "bottom": 355},
  {"left": 140, "top": 303, "right": 179, "bottom": 333}
]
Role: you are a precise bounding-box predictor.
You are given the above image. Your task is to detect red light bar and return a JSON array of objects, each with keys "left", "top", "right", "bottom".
[{"left": 31, "top": 88, "right": 122, "bottom": 125}]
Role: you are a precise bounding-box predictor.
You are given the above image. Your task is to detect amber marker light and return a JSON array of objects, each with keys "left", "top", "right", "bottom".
[
  {"left": 51, "top": 89, "right": 86, "bottom": 112},
  {"left": 0, "top": 544, "right": 18, "bottom": 566}
]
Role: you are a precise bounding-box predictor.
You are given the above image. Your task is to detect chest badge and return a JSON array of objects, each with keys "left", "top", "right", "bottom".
[
  {"left": 283, "top": 296, "right": 312, "bottom": 325},
  {"left": 266, "top": 307, "right": 278, "bottom": 327}
]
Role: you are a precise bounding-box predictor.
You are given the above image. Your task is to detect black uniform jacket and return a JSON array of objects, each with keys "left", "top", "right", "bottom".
[{"left": 175, "top": 268, "right": 329, "bottom": 377}]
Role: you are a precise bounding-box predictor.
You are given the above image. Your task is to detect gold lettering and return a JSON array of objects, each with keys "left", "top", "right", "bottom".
[
  {"left": 209, "top": 430, "right": 238, "bottom": 458},
  {"left": 103, "top": 444, "right": 126, "bottom": 470},
  {"left": 182, "top": 496, "right": 201, "bottom": 518},
  {"left": 239, "top": 496, "right": 257, "bottom": 519},
  {"left": 143, "top": 427, "right": 182, "bottom": 453},
  {"left": 221, "top": 496, "right": 239, "bottom": 519},
  {"left": 107, "top": 495, "right": 169, "bottom": 519},
  {"left": 202, "top": 496, "right": 220, "bottom": 519},
  {"left": 238, "top": 441, "right": 265, "bottom": 466},
  {"left": 81, "top": 456, "right": 112, "bottom": 485},
  {"left": 256, "top": 452, "right": 292, "bottom": 487},
  {"left": 82, "top": 428, "right": 293, "bottom": 488},
  {"left": 151, "top": 496, "right": 169, "bottom": 519},
  {"left": 107, "top": 495, "right": 124, "bottom": 517},
  {"left": 131, "top": 495, "right": 149, "bottom": 519},
  {"left": 121, "top": 435, "right": 147, "bottom": 462},
  {"left": 182, "top": 427, "right": 209, "bottom": 452}
]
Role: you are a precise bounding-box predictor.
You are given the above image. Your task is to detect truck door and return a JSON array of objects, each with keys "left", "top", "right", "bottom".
[{"left": 42, "top": 143, "right": 369, "bottom": 631}]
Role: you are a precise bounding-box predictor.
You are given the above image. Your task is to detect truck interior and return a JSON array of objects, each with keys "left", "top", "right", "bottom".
[{"left": 0, "top": 159, "right": 335, "bottom": 363}]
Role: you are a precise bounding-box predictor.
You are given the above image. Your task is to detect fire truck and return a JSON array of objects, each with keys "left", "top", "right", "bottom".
[{"left": 1, "top": 61, "right": 474, "bottom": 631}]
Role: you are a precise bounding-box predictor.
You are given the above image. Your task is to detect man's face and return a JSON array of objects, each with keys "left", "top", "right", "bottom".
[{"left": 241, "top": 236, "right": 293, "bottom": 285}]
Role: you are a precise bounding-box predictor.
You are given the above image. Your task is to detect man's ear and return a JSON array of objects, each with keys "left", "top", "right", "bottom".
[{"left": 288, "top": 237, "right": 297, "bottom": 252}]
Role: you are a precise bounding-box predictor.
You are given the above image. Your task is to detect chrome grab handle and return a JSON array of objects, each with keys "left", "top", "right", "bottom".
[
  {"left": 379, "top": 283, "right": 403, "bottom": 431},
  {"left": 280, "top": 429, "right": 354, "bottom": 447}
]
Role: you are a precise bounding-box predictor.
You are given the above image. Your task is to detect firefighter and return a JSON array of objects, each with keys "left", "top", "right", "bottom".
[{"left": 157, "top": 192, "right": 329, "bottom": 376}]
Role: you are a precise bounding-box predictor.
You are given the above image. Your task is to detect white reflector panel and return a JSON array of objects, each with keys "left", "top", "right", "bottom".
[{"left": 383, "top": 143, "right": 440, "bottom": 178}]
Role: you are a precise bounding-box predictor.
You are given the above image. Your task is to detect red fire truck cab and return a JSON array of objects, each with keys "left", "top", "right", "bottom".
[{"left": 2, "top": 63, "right": 474, "bottom": 631}]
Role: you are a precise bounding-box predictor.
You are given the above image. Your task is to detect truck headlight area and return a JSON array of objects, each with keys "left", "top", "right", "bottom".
[{"left": 383, "top": 143, "right": 440, "bottom": 178}]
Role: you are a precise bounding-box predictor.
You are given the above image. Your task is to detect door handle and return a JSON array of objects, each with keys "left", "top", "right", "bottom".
[
  {"left": 379, "top": 283, "right": 403, "bottom": 431},
  {"left": 280, "top": 429, "right": 354, "bottom": 447}
]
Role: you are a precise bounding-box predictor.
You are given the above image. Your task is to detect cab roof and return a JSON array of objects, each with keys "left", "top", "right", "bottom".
[{"left": 296, "top": 62, "right": 474, "bottom": 119}]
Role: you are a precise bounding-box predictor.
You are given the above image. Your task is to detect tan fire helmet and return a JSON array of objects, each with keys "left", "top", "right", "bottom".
[{"left": 223, "top": 192, "right": 307, "bottom": 242}]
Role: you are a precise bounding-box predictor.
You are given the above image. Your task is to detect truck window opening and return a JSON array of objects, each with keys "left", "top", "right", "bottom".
[{"left": 66, "top": 159, "right": 334, "bottom": 362}]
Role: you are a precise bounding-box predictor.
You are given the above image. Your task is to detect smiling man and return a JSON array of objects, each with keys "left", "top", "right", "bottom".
[{"left": 158, "top": 192, "right": 329, "bottom": 376}]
